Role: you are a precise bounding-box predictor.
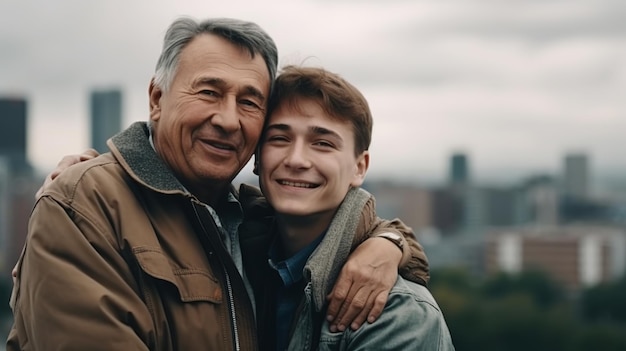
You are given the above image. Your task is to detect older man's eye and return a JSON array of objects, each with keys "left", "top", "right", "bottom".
[
  {"left": 240, "top": 99, "right": 262, "bottom": 111},
  {"left": 200, "top": 90, "right": 218, "bottom": 96}
]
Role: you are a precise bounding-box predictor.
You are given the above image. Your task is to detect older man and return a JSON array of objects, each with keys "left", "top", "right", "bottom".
[{"left": 7, "top": 17, "right": 428, "bottom": 350}]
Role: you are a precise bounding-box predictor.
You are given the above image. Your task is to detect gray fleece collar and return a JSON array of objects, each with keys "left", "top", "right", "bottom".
[
  {"left": 303, "top": 187, "right": 373, "bottom": 311},
  {"left": 107, "top": 121, "right": 187, "bottom": 194}
]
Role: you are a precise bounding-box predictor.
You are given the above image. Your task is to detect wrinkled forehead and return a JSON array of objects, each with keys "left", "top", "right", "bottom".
[{"left": 182, "top": 34, "right": 271, "bottom": 87}]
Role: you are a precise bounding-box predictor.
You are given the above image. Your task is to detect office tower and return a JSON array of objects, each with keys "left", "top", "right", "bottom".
[
  {"left": 90, "top": 89, "right": 122, "bottom": 153},
  {"left": 0, "top": 157, "right": 9, "bottom": 271},
  {"left": 0, "top": 97, "right": 29, "bottom": 173},
  {"left": 447, "top": 152, "right": 472, "bottom": 235},
  {"left": 563, "top": 153, "right": 589, "bottom": 200},
  {"left": 449, "top": 152, "right": 469, "bottom": 186}
]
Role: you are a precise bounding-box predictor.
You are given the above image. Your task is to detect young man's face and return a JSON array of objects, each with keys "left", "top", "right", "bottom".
[{"left": 259, "top": 97, "right": 369, "bottom": 220}]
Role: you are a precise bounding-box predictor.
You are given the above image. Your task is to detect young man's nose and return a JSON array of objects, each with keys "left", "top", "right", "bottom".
[{"left": 284, "top": 142, "right": 312, "bottom": 169}]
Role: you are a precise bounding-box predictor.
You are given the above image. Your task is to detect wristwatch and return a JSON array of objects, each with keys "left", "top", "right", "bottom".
[{"left": 374, "top": 232, "right": 404, "bottom": 250}]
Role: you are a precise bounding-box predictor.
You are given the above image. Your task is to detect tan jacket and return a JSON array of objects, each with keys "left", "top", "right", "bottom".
[{"left": 8, "top": 122, "right": 257, "bottom": 350}]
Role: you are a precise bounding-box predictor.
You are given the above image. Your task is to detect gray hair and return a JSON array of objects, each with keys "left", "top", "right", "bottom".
[{"left": 153, "top": 17, "right": 278, "bottom": 94}]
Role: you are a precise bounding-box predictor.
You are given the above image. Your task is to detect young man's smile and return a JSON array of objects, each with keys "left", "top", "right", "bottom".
[{"left": 259, "top": 97, "right": 368, "bottom": 219}]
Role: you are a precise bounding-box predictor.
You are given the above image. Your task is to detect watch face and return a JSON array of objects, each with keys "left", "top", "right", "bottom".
[
  {"left": 379, "top": 232, "right": 403, "bottom": 248},
  {"left": 392, "top": 235, "right": 403, "bottom": 246},
  {"left": 386, "top": 233, "right": 401, "bottom": 240}
]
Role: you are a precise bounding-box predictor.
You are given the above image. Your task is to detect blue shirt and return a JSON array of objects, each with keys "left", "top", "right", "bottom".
[{"left": 268, "top": 233, "right": 326, "bottom": 351}]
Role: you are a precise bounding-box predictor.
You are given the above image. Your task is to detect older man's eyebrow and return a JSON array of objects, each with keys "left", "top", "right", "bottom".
[
  {"left": 242, "top": 85, "right": 266, "bottom": 102},
  {"left": 192, "top": 77, "right": 266, "bottom": 102},
  {"left": 192, "top": 77, "right": 225, "bottom": 89}
]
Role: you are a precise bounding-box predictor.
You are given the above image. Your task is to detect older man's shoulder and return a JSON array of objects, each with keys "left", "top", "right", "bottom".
[{"left": 43, "top": 152, "right": 124, "bottom": 201}]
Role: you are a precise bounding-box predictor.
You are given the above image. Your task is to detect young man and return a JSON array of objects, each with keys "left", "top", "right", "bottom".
[
  {"left": 245, "top": 65, "right": 455, "bottom": 350},
  {"left": 8, "top": 18, "right": 429, "bottom": 350}
]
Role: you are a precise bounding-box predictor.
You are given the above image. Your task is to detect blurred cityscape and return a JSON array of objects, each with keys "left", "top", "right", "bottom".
[
  {"left": 1, "top": 90, "right": 626, "bottom": 350},
  {"left": 367, "top": 151, "right": 626, "bottom": 292}
]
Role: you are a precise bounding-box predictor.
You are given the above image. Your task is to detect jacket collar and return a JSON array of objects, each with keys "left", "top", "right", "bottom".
[
  {"left": 107, "top": 121, "right": 189, "bottom": 195},
  {"left": 303, "top": 187, "right": 373, "bottom": 312}
]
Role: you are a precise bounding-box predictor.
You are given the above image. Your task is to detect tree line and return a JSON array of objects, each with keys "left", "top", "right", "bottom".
[{"left": 430, "top": 267, "right": 626, "bottom": 351}]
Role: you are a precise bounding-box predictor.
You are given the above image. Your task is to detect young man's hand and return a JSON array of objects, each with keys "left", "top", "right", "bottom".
[{"left": 325, "top": 237, "right": 401, "bottom": 332}]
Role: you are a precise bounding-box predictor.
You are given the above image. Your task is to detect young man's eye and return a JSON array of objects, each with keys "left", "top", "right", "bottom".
[
  {"left": 266, "top": 135, "right": 289, "bottom": 143},
  {"left": 313, "top": 140, "right": 334, "bottom": 148}
]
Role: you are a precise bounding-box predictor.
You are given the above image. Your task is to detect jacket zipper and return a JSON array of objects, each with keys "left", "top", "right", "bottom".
[
  {"left": 190, "top": 201, "right": 242, "bottom": 351},
  {"left": 224, "top": 266, "right": 240, "bottom": 351}
]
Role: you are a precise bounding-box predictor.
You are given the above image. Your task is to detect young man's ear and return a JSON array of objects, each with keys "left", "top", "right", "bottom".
[
  {"left": 351, "top": 151, "right": 370, "bottom": 187},
  {"left": 148, "top": 78, "right": 163, "bottom": 122}
]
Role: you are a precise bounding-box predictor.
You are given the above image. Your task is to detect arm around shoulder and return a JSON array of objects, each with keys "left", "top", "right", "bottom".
[
  {"left": 369, "top": 217, "right": 431, "bottom": 286},
  {"left": 349, "top": 196, "right": 430, "bottom": 286},
  {"left": 326, "top": 196, "right": 432, "bottom": 331}
]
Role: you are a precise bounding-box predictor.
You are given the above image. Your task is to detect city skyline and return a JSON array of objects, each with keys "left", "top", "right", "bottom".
[
  {"left": 1, "top": 0, "right": 625, "bottom": 186},
  {"left": 1, "top": 89, "right": 623, "bottom": 194}
]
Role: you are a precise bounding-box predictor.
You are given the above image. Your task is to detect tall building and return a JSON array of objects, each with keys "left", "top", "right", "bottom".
[
  {"left": 0, "top": 157, "right": 9, "bottom": 271},
  {"left": 0, "top": 97, "right": 37, "bottom": 275},
  {"left": 90, "top": 89, "right": 123, "bottom": 153},
  {"left": 0, "top": 97, "right": 30, "bottom": 173},
  {"left": 562, "top": 153, "right": 589, "bottom": 200},
  {"left": 449, "top": 152, "right": 469, "bottom": 186}
]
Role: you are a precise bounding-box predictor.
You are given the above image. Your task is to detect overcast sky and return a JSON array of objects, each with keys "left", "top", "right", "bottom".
[{"left": 1, "top": 0, "right": 625, "bottom": 186}]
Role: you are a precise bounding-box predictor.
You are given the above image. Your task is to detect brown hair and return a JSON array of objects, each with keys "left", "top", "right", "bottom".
[{"left": 266, "top": 65, "right": 372, "bottom": 156}]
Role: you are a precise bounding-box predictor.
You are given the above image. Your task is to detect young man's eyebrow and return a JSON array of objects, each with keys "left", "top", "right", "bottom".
[
  {"left": 310, "top": 126, "right": 343, "bottom": 141},
  {"left": 265, "top": 123, "right": 291, "bottom": 132},
  {"left": 265, "top": 124, "right": 344, "bottom": 144}
]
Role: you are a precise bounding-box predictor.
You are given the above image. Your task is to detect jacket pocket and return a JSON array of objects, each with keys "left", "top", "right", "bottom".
[{"left": 133, "top": 246, "right": 222, "bottom": 303}]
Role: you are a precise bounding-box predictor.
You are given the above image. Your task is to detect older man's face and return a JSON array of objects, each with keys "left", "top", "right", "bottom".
[{"left": 149, "top": 33, "right": 270, "bottom": 199}]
